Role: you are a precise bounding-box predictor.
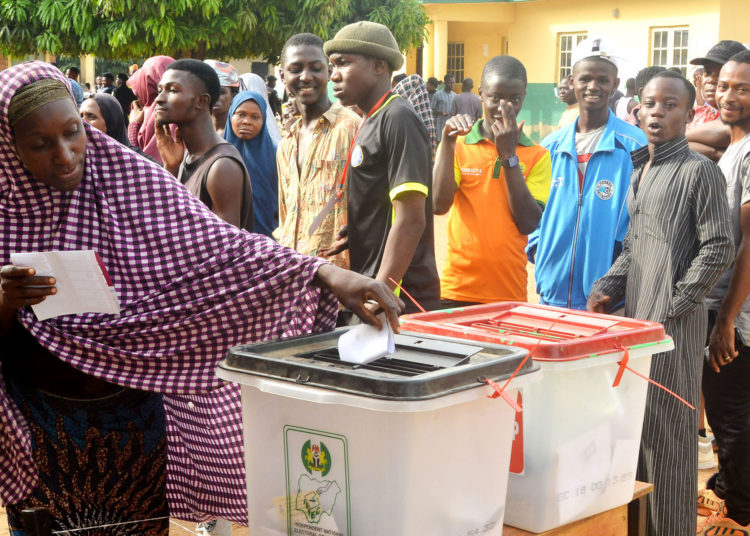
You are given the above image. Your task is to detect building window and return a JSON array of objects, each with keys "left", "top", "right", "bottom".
[
  {"left": 447, "top": 42, "right": 464, "bottom": 82},
  {"left": 557, "top": 32, "right": 587, "bottom": 81},
  {"left": 651, "top": 27, "right": 689, "bottom": 75}
]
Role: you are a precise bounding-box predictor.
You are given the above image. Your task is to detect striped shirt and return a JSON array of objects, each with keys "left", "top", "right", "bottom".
[
  {"left": 593, "top": 136, "right": 734, "bottom": 322},
  {"left": 593, "top": 136, "right": 734, "bottom": 535}
]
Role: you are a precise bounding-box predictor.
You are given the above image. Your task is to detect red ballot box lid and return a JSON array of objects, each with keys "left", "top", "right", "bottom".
[{"left": 400, "top": 302, "right": 668, "bottom": 361}]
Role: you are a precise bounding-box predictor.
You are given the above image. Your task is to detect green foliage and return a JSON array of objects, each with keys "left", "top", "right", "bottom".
[{"left": 0, "top": 0, "right": 429, "bottom": 63}]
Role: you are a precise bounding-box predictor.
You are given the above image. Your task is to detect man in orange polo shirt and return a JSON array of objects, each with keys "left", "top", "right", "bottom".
[{"left": 434, "top": 55, "right": 551, "bottom": 307}]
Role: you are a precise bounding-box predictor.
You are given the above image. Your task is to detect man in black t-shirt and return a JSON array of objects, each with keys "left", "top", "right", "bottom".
[{"left": 323, "top": 21, "right": 440, "bottom": 312}]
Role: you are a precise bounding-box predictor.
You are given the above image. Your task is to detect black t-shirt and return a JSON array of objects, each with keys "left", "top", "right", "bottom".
[{"left": 347, "top": 94, "right": 440, "bottom": 312}]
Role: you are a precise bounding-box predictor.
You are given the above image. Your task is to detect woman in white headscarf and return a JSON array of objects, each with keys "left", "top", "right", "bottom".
[{"left": 239, "top": 73, "right": 282, "bottom": 144}]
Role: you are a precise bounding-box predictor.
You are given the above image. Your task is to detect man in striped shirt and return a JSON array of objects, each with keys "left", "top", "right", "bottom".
[{"left": 588, "top": 71, "right": 734, "bottom": 536}]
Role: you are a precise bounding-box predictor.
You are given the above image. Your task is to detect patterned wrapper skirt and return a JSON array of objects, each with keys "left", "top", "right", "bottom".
[{"left": 4, "top": 377, "right": 169, "bottom": 536}]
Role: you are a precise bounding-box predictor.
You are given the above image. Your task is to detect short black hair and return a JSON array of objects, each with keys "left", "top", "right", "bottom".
[
  {"left": 462, "top": 78, "right": 473, "bottom": 90},
  {"left": 426, "top": 77, "right": 439, "bottom": 86},
  {"left": 728, "top": 49, "right": 750, "bottom": 65},
  {"left": 635, "top": 66, "right": 667, "bottom": 93},
  {"left": 647, "top": 70, "right": 696, "bottom": 108},
  {"left": 444, "top": 73, "right": 454, "bottom": 83},
  {"left": 167, "top": 58, "right": 221, "bottom": 108},
  {"left": 281, "top": 33, "right": 325, "bottom": 64},
  {"left": 481, "top": 55, "right": 527, "bottom": 86},
  {"left": 266, "top": 75, "right": 277, "bottom": 84},
  {"left": 65, "top": 66, "right": 79, "bottom": 76},
  {"left": 102, "top": 72, "right": 114, "bottom": 82},
  {"left": 116, "top": 73, "right": 128, "bottom": 83},
  {"left": 625, "top": 77, "right": 635, "bottom": 90},
  {"left": 392, "top": 73, "right": 406, "bottom": 85}
]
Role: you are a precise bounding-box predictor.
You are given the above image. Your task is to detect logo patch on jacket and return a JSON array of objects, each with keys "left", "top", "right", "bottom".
[
  {"left": 351, "top": 145, "right": 364, "bottom": 167},
  {"left": 595, "top": 179, "right": 614, "bottom": 200}
]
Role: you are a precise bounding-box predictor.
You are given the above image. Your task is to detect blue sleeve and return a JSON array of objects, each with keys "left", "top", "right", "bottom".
[{"left": 526, "top": 227, "right": 539, "bottom": 263}]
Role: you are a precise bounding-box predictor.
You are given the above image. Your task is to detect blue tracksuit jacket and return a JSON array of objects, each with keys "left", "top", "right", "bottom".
[{"left": 527, "top": 111, "right": 647, "bottom": 310}]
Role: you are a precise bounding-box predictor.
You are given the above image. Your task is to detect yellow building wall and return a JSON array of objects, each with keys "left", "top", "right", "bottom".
[
  {"left": 422, "top": 2, "right": 515, "bottom": 84},
  {"left": 404, "top": 49, "right": 418, "bottom": 76},
  {"left": 422, "top": 0, "right": 724, "bottom": 84},
  {"left": 447, "top": 21, "right": 510, "bottom": 86},
  {"left": 718, "top": 0, "right": 750, "bottom": 44},
  {"left": 508, "top": 0, "right": 720, "bottom": 83},
  {"left": 427, "top": 1, "right": 515, "bottom": 23},
  {"left": 418, "top": 0, "right": 735, "bottom": 142}
]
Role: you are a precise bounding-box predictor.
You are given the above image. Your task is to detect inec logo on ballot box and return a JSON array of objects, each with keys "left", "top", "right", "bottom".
[
  {"left": 284, "top": 426, "right": 350, "bottom": 534},
  {"left": 302, "top": 439, "right": 331, "bottom": 477}
]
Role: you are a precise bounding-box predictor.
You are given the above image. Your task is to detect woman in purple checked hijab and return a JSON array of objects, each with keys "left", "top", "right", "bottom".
[{"left": 0, "top": 61, "right": 402, "bottom": 533}]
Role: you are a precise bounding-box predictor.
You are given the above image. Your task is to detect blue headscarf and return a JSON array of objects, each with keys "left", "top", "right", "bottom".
[{"left": 223, "top": 90, "right": 279, "bottom": 237}]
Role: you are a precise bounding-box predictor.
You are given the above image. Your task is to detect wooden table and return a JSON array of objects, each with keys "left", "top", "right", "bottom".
[{"left": 502, "top": 481, "right": 654, "bottom": 536}]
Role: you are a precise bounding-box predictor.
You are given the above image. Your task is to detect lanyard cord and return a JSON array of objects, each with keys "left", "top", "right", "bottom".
[
  {"left": 335, "top": 90, "right": 394, "bottom": 200},
  {"left": 307, "top": 90, "right": 394, "bottom": 236}
]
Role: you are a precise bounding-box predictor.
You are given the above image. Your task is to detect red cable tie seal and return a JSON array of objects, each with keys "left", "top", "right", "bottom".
[
  {"left": 612, "top": 345, "right": 629, "bottom": 387},
  {"left": 483, "top": 377, "right": 522, "bottom": 412},
  {"left": 624, "top": 363, "right": 695, "bottom": 410},
  {"left": 611, "top": 344, "right": 695, "bottom": 410},
  {"left": 483, "top": 338, "right": 540, "bottom": 412}
]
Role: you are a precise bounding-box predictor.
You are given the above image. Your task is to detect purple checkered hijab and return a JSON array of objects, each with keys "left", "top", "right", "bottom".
[{"left": 0, "top": 62, "right": 337, "bottom": 521}]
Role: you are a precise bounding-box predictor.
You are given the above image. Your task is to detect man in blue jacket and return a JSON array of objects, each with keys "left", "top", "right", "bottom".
[{"left": 528, "top": 38, "right": 646, "bottom": 310}]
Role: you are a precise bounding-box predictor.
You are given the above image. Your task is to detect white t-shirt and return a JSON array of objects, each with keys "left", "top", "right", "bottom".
[
  {"left": 574, "top": 125, "right": 606, "bottom": 181},
  {"left": 706, "top": 132, "right": 750, "bottom": 319}
]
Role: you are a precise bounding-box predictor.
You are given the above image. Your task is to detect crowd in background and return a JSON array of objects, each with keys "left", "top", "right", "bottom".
[{"left": 1, "top": 23, "right": 750, "bottom": 536}]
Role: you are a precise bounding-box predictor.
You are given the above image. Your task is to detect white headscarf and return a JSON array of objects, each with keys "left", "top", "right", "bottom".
[{"left": 239, "top": 73, "right": 282, "bottom": 144}]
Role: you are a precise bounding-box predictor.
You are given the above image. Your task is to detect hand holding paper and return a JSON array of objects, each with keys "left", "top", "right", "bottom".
[
  {"left": 0, "top": 265, "right": 57, "bottom": 309},
  {"left": 10, "top": 250, "right": 120, "bottom": 321},
  {"left": 338, "top": 312, "right": 396, "bottom": 365}
]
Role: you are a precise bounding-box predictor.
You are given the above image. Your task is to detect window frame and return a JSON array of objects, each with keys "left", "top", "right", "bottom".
[
  {"left": 446, "top": 41, "right": 465, "bottom": 83},
  {"left": 556, "top": 31, "right": 587, "bottom": 82},
  {"left": 649, "top": 25, "right": 690, "bottom": 75}
]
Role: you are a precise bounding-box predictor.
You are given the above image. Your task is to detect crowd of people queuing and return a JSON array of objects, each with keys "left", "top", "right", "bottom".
[{"left": 0, "top": 20, "right": 749, "bottom": 536}]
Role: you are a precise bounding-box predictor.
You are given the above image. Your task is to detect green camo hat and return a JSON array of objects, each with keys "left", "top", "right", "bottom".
[{"left": 324, "top": 21, "right": 404, "bottom": 71}]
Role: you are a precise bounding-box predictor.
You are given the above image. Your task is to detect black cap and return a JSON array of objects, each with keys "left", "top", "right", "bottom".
[{"left": 690, "top": 40, "right": 747, "bottom": 66}]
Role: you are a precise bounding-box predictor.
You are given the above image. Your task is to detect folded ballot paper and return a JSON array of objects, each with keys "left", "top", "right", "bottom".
[
  {"left": 338, "top": 312, "right": 395, "bottom": 365},
  {"left": 11, "top": 250, "right": 120, "bottom": 321}
]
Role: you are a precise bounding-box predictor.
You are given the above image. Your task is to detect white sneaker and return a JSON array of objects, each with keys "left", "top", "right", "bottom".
[
  {"left": 699, "top": 435, "right": 716, "bottom": 470},
  {"left": 196, "top": 518, "right": 233, "bottom": 536}
]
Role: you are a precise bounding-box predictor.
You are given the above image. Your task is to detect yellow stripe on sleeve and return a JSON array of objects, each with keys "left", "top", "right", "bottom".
[
  {"left": 525, "top": 152, "right": 552, "bottom": 207},
  {"left": 454, "top": 154, "right": 461, "bottom": 188},
  {"left": 389, "top": 182, "right": 429, "bottom": 201}
]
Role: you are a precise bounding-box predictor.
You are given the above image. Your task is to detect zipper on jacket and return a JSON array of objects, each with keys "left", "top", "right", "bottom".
[{"left": 567, "top": 190, "right": 583, "bottom": 308}]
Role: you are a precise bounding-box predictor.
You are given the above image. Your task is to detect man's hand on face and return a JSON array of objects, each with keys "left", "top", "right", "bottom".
[{"left": 491, "top": 100, "right": 524, "bottom": 160}]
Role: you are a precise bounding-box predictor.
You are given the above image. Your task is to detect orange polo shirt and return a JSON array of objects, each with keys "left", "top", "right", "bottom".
[{"left": 441, "top": 121, "right": 551, "bottom": 303}]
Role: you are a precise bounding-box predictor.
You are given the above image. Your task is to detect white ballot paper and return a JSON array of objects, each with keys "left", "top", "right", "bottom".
[
  {"left": 10, "top": 250, "right": 120, "bottom": 321},
  {"left": 338, "top": 312, "right": 395, "bottom": 365}
]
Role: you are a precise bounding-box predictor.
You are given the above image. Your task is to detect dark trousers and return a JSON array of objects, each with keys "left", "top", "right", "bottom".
[{"left": 703, "top": 310, "right": 750, "bottom": 525}]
